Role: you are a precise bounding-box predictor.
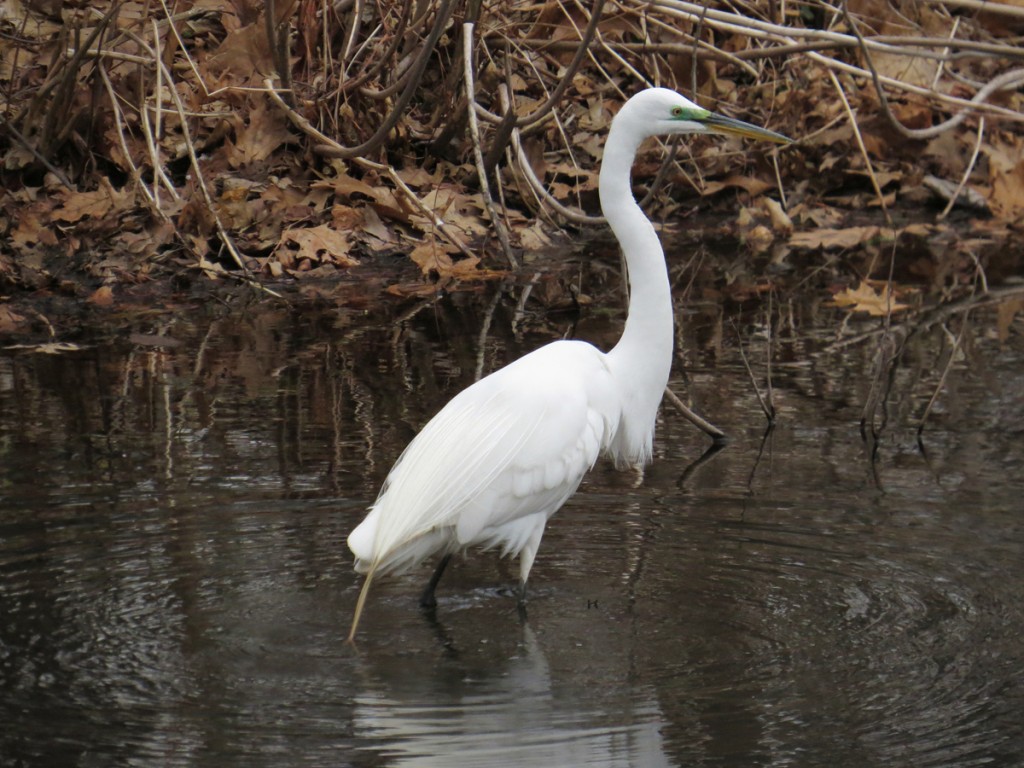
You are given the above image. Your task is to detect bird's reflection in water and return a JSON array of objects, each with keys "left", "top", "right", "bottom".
[{"left": 351, "top": 620, "right": 673, "bottom": 767}]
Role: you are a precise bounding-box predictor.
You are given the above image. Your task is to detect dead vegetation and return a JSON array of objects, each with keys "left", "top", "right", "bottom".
[{"left": 1, "top": 0, "right": 1023, "bottom": 327}]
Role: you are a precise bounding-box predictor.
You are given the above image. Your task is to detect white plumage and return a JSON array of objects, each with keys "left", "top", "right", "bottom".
[
  {"left": 347, "top": 88, "right": 790, "bottom": 639},
  {"left": 349, "top": 341, "right": 619, "bottom": 577}
]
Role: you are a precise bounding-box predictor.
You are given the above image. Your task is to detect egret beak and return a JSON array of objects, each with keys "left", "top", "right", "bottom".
[{"left": 702, "top": 112, "right": 792, "bottom": 145}]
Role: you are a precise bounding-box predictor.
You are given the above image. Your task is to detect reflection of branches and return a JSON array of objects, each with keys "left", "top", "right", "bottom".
[
  {"left": 917, "top": 319, "right": 969, "bottom": 436},
  {"left": 674, "top": 439, "right": 728, "bottom": 489},
  {"left": 744, "top": 421, "right": 775, "bottom": 497},
  {"left": 826, "top": 286, "right": 1024, "bottom": 437},
  {"left": 860, "top": 326, "right": 905, "bottom": 438},
  {"left": 474, "top": 277, "right": 509, "bottom": 383},
  {"left": 823, "top": 286, "right": 1024, "bottom": 354},
  {"left": 733, "top": 317, "right": 776, "bottom": 425}
]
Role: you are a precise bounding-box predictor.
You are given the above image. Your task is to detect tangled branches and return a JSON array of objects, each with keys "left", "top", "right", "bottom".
[{"left": 1, "top": 0, "right": 1022, "bottom": 286}]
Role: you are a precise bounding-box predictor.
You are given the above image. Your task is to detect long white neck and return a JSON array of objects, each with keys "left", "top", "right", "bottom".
[{"left": 600, "top": 120, "right": 674, "bottom": 465}]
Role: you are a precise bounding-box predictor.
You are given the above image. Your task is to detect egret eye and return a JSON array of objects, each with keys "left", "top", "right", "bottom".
[{"left": 671, "top": 106, "right": 685, "bottom": 117}]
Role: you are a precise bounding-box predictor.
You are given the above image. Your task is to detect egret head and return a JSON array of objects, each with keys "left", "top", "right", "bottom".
[{"left": 615, "top": 87, "right": 791, "bottom": 145}]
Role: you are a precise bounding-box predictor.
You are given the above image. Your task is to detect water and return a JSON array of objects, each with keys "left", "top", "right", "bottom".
[{"left": 1, "top": 280, "right": 1022, "bottom": 767}]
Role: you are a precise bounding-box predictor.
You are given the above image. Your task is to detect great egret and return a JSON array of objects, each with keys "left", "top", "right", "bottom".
[{"left": 347, "top": 88, "right": 790, "bottom": 640}]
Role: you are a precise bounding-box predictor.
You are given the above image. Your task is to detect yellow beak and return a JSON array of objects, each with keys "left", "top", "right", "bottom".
[{"left": 702, "top": 112, "right": 792, "bottom": 145}]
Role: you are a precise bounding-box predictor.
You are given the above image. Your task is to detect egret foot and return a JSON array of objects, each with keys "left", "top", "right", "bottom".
[{"left": 419, "top": 554, "right": 452, "bottom": 609}]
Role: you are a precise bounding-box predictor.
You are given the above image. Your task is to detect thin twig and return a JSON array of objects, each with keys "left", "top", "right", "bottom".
[
  {"left": 771, "top": 150, "right": 787, "bottom": 209},
  {"left": 765, "top": 290, "right": 775, "bottom": 418},
  {"left": 938, "top": 116, "right": 984, "bottom": 221},
  {"left": 926, "top": 0, "right": 1024, "bottom": 20},
  {"left": 265, "top": 0, "right": 295, "bottom": 107},
  {"left": 843, "top": 1, "right": 1007, "bottom": 142},
  {"left": 98, "top": 61, "right": 158, "bottom": 208},
  {"left": 462, "top": 22, "right": 518, "bottom": 269},
  {"left": 509, "top": 0, "right": 607, "bottom": 129},
  {"left": 917, "top": 319, "right": 968, "bottom": 436},
  {"left": 475, "top": 278, "right": 508, "bottom": 382},
  {"left": 141, "top": 21, "right": 179, "bottom": 202},
  {"left": 502, "top": 101, "right": 603, "bottom": 226},
  {"left": 733, "top": 320, "right": 775, "bottom": 424},
  {"left": 663, "top": 387, "right": 727, "bottom": 440},
  {"left": 511, "top": 271, "right": 542, "bottom": 336},
  {"left": 827, "top": 68, "right": 892, "bottom": 227}
]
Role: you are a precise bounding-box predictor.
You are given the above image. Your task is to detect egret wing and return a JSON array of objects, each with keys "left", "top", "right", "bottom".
[{"left": 360, "top": 341, "right": 620, "bottom": 571}]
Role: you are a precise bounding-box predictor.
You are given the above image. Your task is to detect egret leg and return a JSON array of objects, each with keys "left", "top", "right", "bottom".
[
  {"left": 420, "top": 554, "right": 452, "bottom": 608},
  {"left": 516, "top": 582, "right": 529, "bottom": 622},
  {"left": 516, "top": 520, "right": 546, "bottom": 607}
]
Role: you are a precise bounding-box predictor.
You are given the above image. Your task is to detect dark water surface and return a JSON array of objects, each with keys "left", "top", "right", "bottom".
[{"left": 1, "top": 279, "right": 1022, "bottom": 767}]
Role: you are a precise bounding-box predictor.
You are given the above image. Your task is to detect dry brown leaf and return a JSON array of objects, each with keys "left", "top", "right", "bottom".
[
  {"left": 3, "top": 342, "right": 84, "bottom": 354},
  {"left": 331, "top": 205, "right": 363, "bottom": 232},
  {"left": 87, "top": 286, "right": 115, "bottom": 306},
  {"left": 407, "top": 240, "right": 505, "bottom": 282},
  {"left": 745, "top": 225, "right": 775, "bottom": 254},
  {"left": 312, "top": 172, "right": 377, "bottom": 200},
  {"left": 762, "top": 198, "right": 793, "bottom": 235},
  {"left": 369, "top": 190, "right": 413, "bottom": 224},
  {"left": 983, "top": 137, "right": 1024, "bottom": 218},
  {"left": 795, "top": 205, "right": 845, "bottom": 229},
  {"left": 386, "top": 281, "right": 444, "bottom": 298},
  {"left": 396, "top": 167, "right": 441, "bottom": 189},
  {"left": 996, "top": 296, "right": 1024, "bottom": 343},
  {"left": 52, "top": 187, "right": 125, "bottom": 223},
  {"left": 547, "top": 161, "right": 599, "bottom": 190},
  {"left": 205, "top": 21, "right": 274, "bottom": 83},
  {"left": 357, "top": 206, "right": 393, "bottom": 246},
  {"left": 790, "top": 226, "right": 883, "bottom": 250},
  {"left": 519, "top": 221, "right": 555, "bottom": 251},
  {"left": 408, "top": 188, "right": 490, "bottom": 239},
  {"left": 830, "top": 281, "right": 909, "bottom": 316},
  {"left": 701, "top": 175, "right": 774, "bottom": 197},
  {"left": 279, "top": 225, "right": 359, "bottom": 267},
  {"left": 0, "top": 305, "right": 27, "bottom": 334},
  {"left": 11, "top": 208, "right": 59, "bottom": 247},
  {"left": 216, "top": 185, "right": 257, "bottom": 229},
  {"left": 847, "top": 0, "right": 946, "bottom": 87},
  {"left": 199, "top": 257, "right": 228, "bottom": 279},
  {"left": 409, "top": 240, "right": 460, "bottom": 277},
  {"left": 0, "top": 0, "right": 61, "bottom": 42},
  {"left": 973, "top": 0, "right": 1024, "bottom": 34},
  {"left": 225, "top": 102, "right": 291, "bottom": 167},
  {"left": 846, "top": 169, "right": 903, "bottom": 188}
]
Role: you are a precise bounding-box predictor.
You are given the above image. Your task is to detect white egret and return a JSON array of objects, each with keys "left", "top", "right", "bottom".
[{"left": 347, "top": 88, "right": 790, "bottom": 640}]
